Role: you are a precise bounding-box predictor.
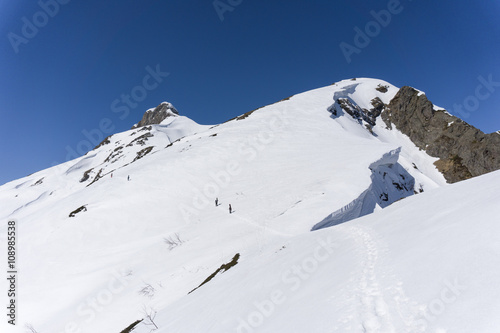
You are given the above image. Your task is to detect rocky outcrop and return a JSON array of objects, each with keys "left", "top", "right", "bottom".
[
  {"left": 335, "top": 97, "right": 380, "bottom": 126},
  {"left": 382, "top": 86, "right": 500, "bottom": 183},
  {"left": 132, "top": 102, "right": 179, "bottom": 129}
]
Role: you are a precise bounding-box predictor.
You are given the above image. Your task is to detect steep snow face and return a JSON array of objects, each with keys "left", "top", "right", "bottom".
[
  {"left": 312, "top": 147, "right": 415, "bottom": 230},
  {"left": 156, "top": 115, "right": 208, "bottom": 141},
  {"left": 0, "top": 78, "right": 454, "bottom": 333}
]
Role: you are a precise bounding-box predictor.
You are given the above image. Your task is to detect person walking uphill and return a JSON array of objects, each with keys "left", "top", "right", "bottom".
[{"left": 229, "top": 204, "right": 232, "bottom": 214}]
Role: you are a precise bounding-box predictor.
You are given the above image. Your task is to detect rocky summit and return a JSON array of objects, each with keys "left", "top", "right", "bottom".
[{"left": 132, "top": 101, "right": 179, "bottom": 128}]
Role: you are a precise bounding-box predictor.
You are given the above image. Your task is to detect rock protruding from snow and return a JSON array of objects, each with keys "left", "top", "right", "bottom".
[
  {"left": 132, "top": 102, "right": 179, "bottom": 129},
  {"left": 382, "top": 86, "right": 500, "bottom": 183},
  {"left": 328, "top": 82, "right": 388, "bottom": 132},
  {"left": 312, "top": 147, "right": 414, "bottom": 230},
  {"left": 330, "top": 80, "right": 500, "bottom": 183}
]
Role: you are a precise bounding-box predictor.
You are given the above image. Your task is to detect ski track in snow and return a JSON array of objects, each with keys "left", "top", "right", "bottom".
[{"left": 338, "top": 225, "right": 426, "bottom": 333}]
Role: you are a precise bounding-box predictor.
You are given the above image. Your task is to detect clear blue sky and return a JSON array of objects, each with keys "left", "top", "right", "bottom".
[{"left": 1, "top": 0, "right": 499, "bottom": 185}]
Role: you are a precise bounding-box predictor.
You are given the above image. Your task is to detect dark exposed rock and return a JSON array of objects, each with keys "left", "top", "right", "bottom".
[
  {"left": 434, "top": 155, "right": 473, "bottom": 182},
  {"left": 375, "top": 84, "right": 389, "bottom": 93},
  {"left": 223, "top": 107, "right": 261, "bottom": 124},
  {"left": 69, "top": 205, "right": 87, "bottom": 217},
  {"left": 139, "top": 126, "right": 152, "bottom": 132},
  {"left": 370, "top": 97, "right": 386, "bottom": 118},
  {"left": 328, "top": 104, "right": 338, "bottom": 116},
  {"left": 382, "top": 86, "right": 500, "bottom": 183},
  {"left": 127, "top": 133, "right": 153, "bottom": 147},
  {"left": 337, "top": 98, "right": 379, "bottom": 127},
  {"left": 223, "top": 108, "right": 259, "bottom": 124},
  {"left": 93, "top": 135, "right": 111, "bottom": 150},
  {"left": 87, "top": 168, "right": 104, "bottom": 187},
  {"left": 235, "top": 109, "right": 256, "bottom": 121},
  {"left": 104, "top": 146, "right": 123, "bottom": 163},
  {"left": 132, "top": 102, "right": 178, "bottom": 129},
  {"left": 120, "top": 320, "right": 143, "bottom": 333},
  {"left": 133, "top": 146, "right": 154, "bottom": 162},
  {"left": 224, "top": 95, "right": 294, "bottom": 124},
  {"left": 80, "top": 168, "right": 92, "bottom": 183},
  {"left": 189, "top": 253, "right": 240, "bottom": 294},
  {"left": 31, "top": 178, "right": 44, "bottom": 186}
]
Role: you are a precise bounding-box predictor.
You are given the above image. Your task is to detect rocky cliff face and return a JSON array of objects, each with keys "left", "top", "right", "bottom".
[
  {"left": 132, "top": 102, "right": 179, "bottom": 129},
  {"left": 382, "top": 86, "right": 500, "bottom": 183}
]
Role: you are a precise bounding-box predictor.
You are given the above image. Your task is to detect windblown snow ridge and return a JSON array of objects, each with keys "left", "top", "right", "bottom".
[{"left": 312, "top": 147, "right": 415, "bottom": 230}]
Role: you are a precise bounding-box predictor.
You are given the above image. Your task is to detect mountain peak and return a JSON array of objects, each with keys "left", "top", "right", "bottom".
[
  {"left": 132, "top": 101, "right": 179, "bottom": 129},
  {"left": 4, "top": 78, "right": 500, "bottom": 333}
]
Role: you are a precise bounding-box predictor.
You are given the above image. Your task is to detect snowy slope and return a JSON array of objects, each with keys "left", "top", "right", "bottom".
[
  {"left": 0, "top": 78, "right": 483, "bottom": 333},
  {"left": 140, "top": 169, "right": 500, "bottom": 333},
  {"left": 0, "top": 113, "right": 209, "bottom": 222}
]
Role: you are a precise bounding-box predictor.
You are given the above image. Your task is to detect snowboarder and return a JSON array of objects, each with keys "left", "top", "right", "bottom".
[
  {"left": 229, "top": 204, "right": 232, "bottom": 214},
  {"left": 215, "top": 198, "right": 218, "bottom": 206}
]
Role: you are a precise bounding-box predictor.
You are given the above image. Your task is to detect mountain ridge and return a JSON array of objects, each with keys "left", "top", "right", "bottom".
[
  {"left": 382, "top": 85, "right": 500, "bottom": 182},
  {"left": 1, "top": 78, "right": 499, "bottom": 333}
]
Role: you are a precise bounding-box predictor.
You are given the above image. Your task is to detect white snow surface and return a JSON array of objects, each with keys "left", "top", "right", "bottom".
[{"left": 1, "top": 78, "right": 497, "bottom": 333}]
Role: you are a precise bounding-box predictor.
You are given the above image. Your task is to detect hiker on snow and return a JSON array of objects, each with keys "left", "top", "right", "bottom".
[
  {"left": 229, "top": 204, "right": 232, "bottom": 214},
  {"left": 215, "top": 198, "right": 218, "bottom": 206}
]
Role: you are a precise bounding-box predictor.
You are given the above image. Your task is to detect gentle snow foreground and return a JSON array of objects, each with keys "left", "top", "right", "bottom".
[{"left": 0, "top": 78, "right": 498, "bottom": 333}]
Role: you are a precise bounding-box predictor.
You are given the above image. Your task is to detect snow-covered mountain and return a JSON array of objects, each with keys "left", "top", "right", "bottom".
[{"left": 1, "top": 78, "right": 499, "bottom": 333}]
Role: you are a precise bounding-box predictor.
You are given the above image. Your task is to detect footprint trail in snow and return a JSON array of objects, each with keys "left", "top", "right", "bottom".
[{"left": 335, "top": 225, "right": 427, "bottom": 333}]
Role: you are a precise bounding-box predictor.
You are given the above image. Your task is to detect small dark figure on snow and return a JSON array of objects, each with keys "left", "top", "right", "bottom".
[
  {"left": 215, "top": 198, "right": 218, "bottom": 206},
  {"left": 229, "top": 204, "right": 232, "bottom": 214},
  {"left": 127, "top": 175, "right": 130, "bottom": 181}
]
